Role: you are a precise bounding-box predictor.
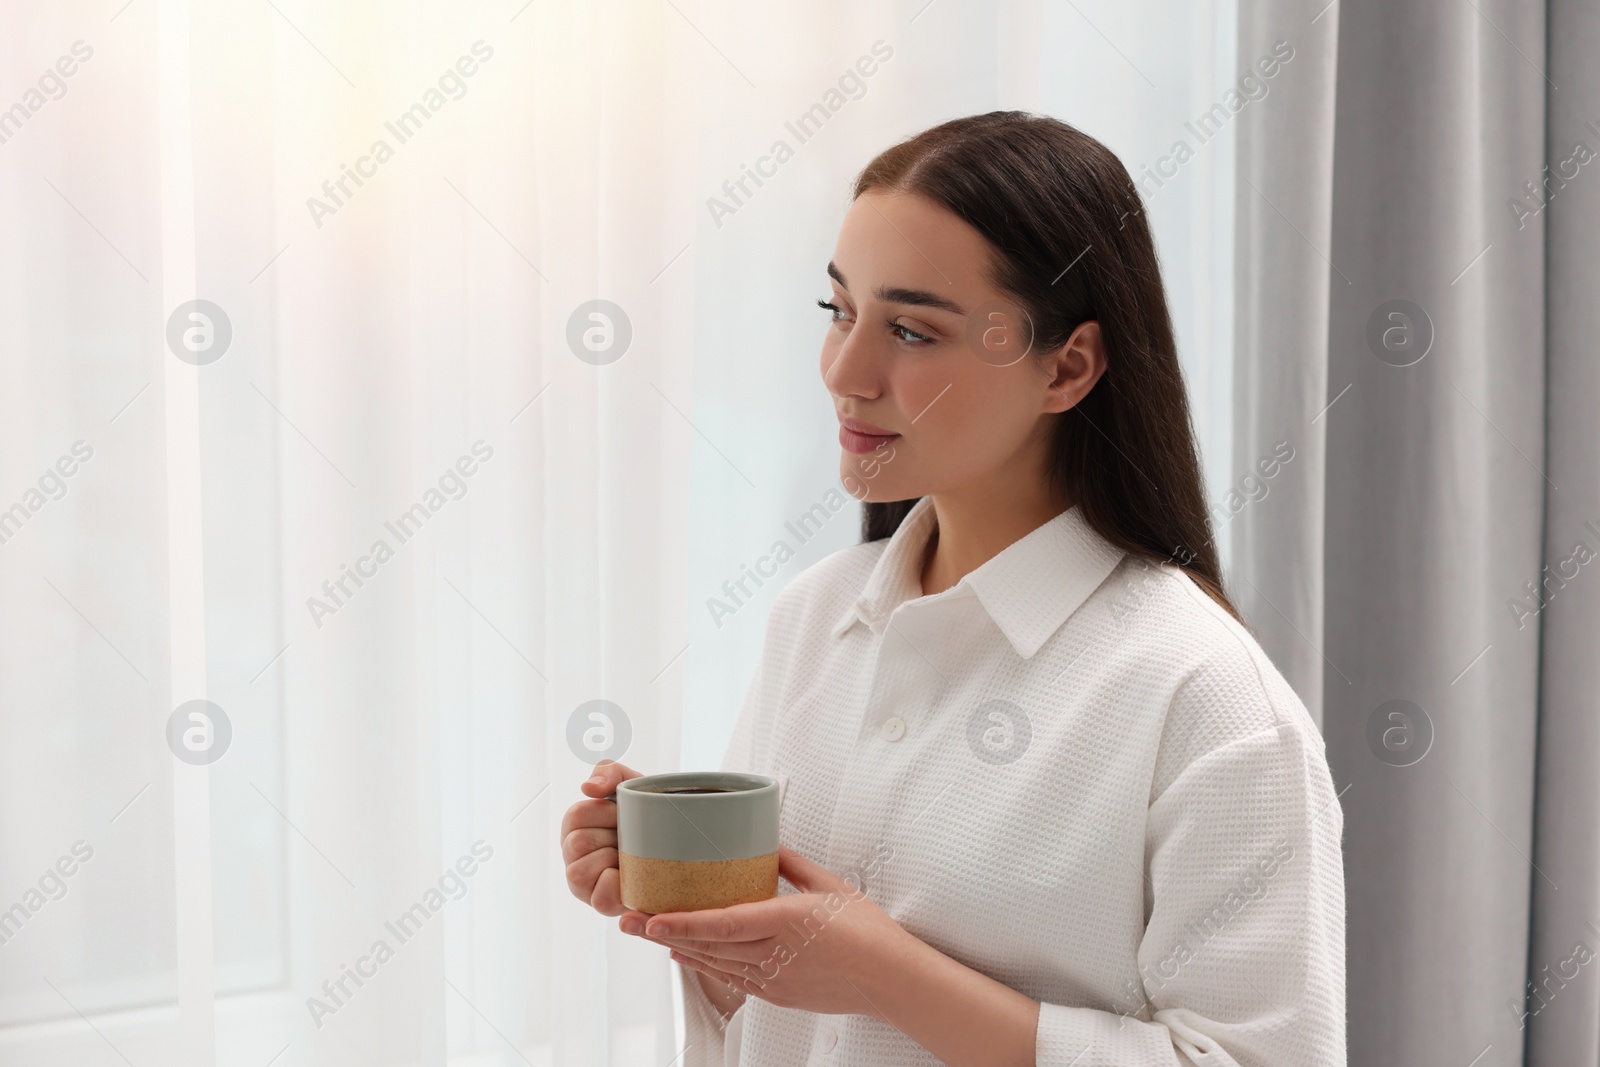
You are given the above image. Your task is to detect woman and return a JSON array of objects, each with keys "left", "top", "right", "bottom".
[{"left": 560, "top": 112, "right": 1346, "bottom": 1066}]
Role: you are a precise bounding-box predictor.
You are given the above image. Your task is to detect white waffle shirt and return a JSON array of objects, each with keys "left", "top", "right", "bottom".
[{"left": 680, "top": 495, "right": 1346, "bottom": 1067}]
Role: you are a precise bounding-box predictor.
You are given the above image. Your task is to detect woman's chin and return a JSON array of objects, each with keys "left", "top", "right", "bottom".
[{"left": 839, "top": 478, "right": 915, "bottom": 505}]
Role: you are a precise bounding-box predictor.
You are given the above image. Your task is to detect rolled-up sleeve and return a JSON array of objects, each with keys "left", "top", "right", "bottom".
[{"left": 1036, "top": 720, "right": 1346, "bottom": 1066}]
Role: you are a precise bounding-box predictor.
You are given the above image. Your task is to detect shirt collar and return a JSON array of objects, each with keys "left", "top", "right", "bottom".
[{"left": 830, "top": 496, "right": 1127, "bottom": 659}]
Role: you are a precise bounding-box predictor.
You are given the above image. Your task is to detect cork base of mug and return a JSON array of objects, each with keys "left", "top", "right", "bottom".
[{"left": 619, "top": 851, "right": 779, "bottom": 914}]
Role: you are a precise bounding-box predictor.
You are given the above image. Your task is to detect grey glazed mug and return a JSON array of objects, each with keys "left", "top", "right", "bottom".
[{"left": 614, "top": 771, "right": 780, "bottom": 913}]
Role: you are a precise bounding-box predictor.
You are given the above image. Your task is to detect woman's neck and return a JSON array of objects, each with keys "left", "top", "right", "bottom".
[{"left": 918, "top": 479, "right": 1070, "bottom": 597}]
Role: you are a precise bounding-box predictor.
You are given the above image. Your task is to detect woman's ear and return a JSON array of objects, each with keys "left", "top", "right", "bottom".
[{"left": 1039, "top": 320, "right": 1107, "bottom": 413}]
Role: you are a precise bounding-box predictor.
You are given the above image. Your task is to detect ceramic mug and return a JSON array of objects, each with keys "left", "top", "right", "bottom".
[{"left": 614, "top": 771, "right": 780, "bottom": 913}]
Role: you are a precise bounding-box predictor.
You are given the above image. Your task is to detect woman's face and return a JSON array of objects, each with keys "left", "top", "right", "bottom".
[{"left": 819, "top": 189, "right": 1102, "bottom": 504}]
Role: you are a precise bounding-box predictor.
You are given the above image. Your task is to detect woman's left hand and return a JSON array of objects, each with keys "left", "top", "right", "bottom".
[{"left": 618, "top": 845, "right": 914, "bottom": 1018}]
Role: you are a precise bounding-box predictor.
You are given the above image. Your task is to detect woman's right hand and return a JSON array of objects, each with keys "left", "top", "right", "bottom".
[
  {"left": 561, "top": 759, "right": 642, "bottom": 916},
  {"left": 564, "top": 759, "right": 751, "bottom": 1017}
]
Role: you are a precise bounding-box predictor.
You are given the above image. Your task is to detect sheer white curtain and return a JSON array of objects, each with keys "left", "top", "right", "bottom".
[{"left": 0, "top": 1, "right": 1236, "bottom": 1064}]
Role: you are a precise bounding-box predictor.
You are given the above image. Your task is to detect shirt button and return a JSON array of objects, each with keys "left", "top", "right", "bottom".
[
  {"left": 820, "top": 1026, "right": 838, "bottom": 1052},
  {"left": 880, "top": 716, "right": 906, "bottom": 741}
]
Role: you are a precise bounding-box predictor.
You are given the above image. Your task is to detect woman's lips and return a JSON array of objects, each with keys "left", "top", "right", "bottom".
[{"left": 839, "top": 426, "right": 899, "bottom": 454}]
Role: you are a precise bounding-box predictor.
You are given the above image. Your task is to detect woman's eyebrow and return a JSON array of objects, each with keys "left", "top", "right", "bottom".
[
  {"left": 826, "top": 261, "right": 965, "bottom": 316},
  {"left": 874, "top": 286, "right": 965, "bottom": 316}
]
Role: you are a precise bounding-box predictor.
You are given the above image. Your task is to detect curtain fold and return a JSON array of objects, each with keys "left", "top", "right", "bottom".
[
  {"left": 1229, "top": 0, "right": 1339, "bottom": 729},
  {"left": 1234, "top": 0, "right": 1600, "bottom": 1064},
  {"left": 1527, "top": 0, "right": 1600, "bottom": 1063}
]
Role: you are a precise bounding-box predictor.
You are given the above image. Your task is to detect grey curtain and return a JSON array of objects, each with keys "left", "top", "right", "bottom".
[{"left": 1231, "top": 1, "right": 1600, "bottom": 1065}]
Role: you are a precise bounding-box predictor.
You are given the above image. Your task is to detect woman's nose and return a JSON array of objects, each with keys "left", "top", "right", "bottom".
[{"left": 823, "top": 328, "right": 883, "bottom": 402}]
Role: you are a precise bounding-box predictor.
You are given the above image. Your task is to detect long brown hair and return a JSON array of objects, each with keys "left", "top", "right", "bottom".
[{"left": 854, "top": 111, "right": 1242, "bottom": 623}]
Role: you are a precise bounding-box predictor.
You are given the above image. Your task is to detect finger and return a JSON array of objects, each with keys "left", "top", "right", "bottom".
[
  {"left": 581, "top": 760, "right": 642, "bottom": 799},
  {"left": 669, "top": 950, "right": 766, "bottom": 995},
  {"left": 668, "top": 946, "right": 757, "bottom": 987},
  {"left": 590, "top": 866, "right": 626, "bottom": 916},
  {"left": 561, "top": 825, "right": 617, "bottom": 865},
  {"left": 642, "top": 899, "right": 787, "bottom": 942},
  {"left": 559, "top": 796, "right": 618, "bottom": 841},
  {"left": 668, "top": 947, "right": 725, "bottom": 984},
  {"left": 566, "top": 797, "right": 619, "bottom": 832},
  {"left": 660, "top": 941, "right": 722, "bottom": 967},
  {"left": 564, "top": 846, "right": 618, "bottom": 903},
  {"left": 645, "top": 933, "right": 776, "bottom": 964}
]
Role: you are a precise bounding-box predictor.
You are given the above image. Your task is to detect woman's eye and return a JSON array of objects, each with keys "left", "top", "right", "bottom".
[
  {"left": 890, "top": 321, "right": 935, "bottom": 345},
  {"left": 816, "top": 299, "right": 852, "bottom": 324}
]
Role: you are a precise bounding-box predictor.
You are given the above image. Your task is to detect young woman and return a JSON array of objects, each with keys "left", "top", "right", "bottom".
[{"left": 561, "top": 112, "right": 1345, "bottom": 1067}]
